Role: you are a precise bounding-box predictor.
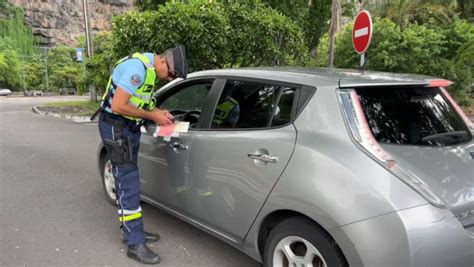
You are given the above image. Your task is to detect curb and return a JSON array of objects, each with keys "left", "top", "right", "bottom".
[{"left": 32, "top": 106, "right": 97, "bottom": 123}]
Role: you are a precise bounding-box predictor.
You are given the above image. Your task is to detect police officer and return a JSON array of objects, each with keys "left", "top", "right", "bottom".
[{"left": 94, "top": 45, "right": 188, "bottom": 264}]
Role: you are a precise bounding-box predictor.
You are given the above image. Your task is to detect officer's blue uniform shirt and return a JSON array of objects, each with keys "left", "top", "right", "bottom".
[{"left": 104, "top": 53, "right": 154, "bottom": 113}]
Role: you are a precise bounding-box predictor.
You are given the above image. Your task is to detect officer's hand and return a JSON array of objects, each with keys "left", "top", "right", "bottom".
[
  {"left": 150, "top": 109, "right": 174, "bottom": 126},
  {"left": 163, "top": 110, "right": 174, "bottom": 121}
]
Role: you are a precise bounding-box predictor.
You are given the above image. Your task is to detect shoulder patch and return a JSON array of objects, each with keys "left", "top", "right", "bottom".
[{"left": 130, "top": 74, "right": 142, "bottom": 86}]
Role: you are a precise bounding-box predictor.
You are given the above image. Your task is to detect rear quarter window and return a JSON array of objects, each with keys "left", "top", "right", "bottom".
[{"left": 356, "top": 87, "right": 471, "bottom": 146}]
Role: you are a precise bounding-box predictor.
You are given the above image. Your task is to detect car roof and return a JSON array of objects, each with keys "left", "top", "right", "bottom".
[{"left": 188, "top": 67, "right": 438, "bottom": 89}]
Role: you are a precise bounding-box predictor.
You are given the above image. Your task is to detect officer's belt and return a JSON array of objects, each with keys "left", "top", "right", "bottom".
[{"left": 100, "top": 111, "right": 142, "bottom": 132}]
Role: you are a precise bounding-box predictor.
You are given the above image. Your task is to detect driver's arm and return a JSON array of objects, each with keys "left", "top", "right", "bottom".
[{"left": 111, "top": 87, "right": 173, "bottom": 125}]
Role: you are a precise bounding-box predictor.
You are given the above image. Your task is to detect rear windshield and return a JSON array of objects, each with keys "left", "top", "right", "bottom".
[{"left": 356, "top": 87, "right": 471, "bottom": 146}]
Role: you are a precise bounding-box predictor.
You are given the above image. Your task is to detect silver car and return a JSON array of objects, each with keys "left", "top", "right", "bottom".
[
  {"left": 0, "top": 88, "right": 12, "bottom": 96},
  {"left": 98, "top": 68, "right": 474, "bottom": 267}
]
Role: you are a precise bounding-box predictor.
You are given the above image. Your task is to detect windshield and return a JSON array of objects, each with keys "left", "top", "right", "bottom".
[{"left": 356, "top": 87, "right": 471, "bottom": 146}]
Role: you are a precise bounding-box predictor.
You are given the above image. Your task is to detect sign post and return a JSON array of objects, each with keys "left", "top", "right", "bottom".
[{"left": 352, "top": 10, "right": 372, "bottom": 68}]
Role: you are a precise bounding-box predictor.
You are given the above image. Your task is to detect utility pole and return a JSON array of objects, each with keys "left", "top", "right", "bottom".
[
  {"left": 82, "top": 0, "right": 96, "bottom": 101},
  {"left": 44, "top": 47, "right": 49, "bottom": 93},
  {"left": 32, "top": 46, "right": 50, "bottom": 93},
  {"left": 328, "top": 0, "right": 341, "bottom": 68}
]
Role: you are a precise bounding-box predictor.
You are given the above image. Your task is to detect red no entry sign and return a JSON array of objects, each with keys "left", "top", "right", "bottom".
[{"left": 353, "top": 10, "right": 372, "bottom": 54}]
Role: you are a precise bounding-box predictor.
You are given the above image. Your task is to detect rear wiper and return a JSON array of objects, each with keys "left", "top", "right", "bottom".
[{"left": 421, "top": 131, "right": 469, "bottom": 145}]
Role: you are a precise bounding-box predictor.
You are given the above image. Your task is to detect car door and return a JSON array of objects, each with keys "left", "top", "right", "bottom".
[
  {"left": 186, "top": 78, "right": 299, "bottom": 242},
  {"left": 139, "top": 78, "right": 216, "bottom": 213}
]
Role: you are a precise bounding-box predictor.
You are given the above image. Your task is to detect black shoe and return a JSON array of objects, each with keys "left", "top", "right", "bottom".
[
  {"left": 144, "top": 231, "right": 160, "bottom": 243},
  {"left": 127, "top": 243, "right": 161, "bottom": 264},
  {"left": 122, "top": 231, "right": 160, "bottom": 243}
]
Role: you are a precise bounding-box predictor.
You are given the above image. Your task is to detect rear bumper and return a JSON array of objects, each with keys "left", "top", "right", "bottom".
[{"left": 330, "top": 204, "right": 474, "bottom": 267}]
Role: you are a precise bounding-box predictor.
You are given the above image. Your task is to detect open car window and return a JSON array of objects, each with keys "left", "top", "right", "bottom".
[{"left": 159, "top": 81, "right": 214, "bottom": 129}]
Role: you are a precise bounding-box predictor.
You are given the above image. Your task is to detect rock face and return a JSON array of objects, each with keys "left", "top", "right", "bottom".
[{"left": 8, "top": 0, "right": 134, "bottom": 47}]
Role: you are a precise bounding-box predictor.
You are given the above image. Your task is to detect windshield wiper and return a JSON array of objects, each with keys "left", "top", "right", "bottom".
[{"left": 421, "top": 131, "right": 469, "bottom": 146}]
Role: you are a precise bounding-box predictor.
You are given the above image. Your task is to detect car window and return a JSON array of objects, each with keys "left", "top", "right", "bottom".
[
  {"left": 271, "top": 87, "right": 296, "bottom": 127},
  {"left": 356, "top": 87, "right": 471, "bottom": 146},
  {"left": 211, "top": 80, "right": 296, "bottom": 129},
  {"left": 161, "top": 82, "right": 212, "bottom": 111},
  {"left": 160, "top": 81, "right": 213, "bottom": 128}
]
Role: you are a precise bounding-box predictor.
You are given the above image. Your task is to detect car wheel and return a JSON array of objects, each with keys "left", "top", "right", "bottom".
[
  {"left": 263, "top": 217, "right": 348, "bottom": 267},
  {"left": 101, "top": 152, "right": 117, "bottom": 206}
]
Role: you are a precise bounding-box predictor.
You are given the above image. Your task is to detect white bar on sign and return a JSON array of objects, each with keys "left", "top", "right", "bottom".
[{"left": 355, "top": 27, "right": 369, "bottom": 38}]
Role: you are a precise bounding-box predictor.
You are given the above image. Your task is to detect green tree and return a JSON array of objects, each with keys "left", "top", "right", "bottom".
[
  {"left": 0, "top": 0, "right": 37, "bottom": 90},
  {"left": 458, "top": 0, "right": 473, "bottom": 20},
  {"left": 81, "top": 32, "right": 117, "bottom": 96},
  {"left": 113, "top": 1, "right": 305, "bottom": 70},
  {"left": 315, "top": 18, "right": 473, "bottom": 105},
  {"left": 0, "top": 48, "right": 22, "bottom": 90},
  {"left": 262, "top": 0, "right": 332, "bottom": 57},
  {"left": 133, "top": 0, "right": 168, "bottom": 11},
  {"left": 225, "top": 2, "right": 306, "bottom": 67},
  {"left": 47, "top": 46, "right": 85, "bottom": 91},
  {"left": 0, "top": 0, "right": 36, "bottom": 56},
  {"left": 23, "top": 55, "right": 45, "bottom": 90}
]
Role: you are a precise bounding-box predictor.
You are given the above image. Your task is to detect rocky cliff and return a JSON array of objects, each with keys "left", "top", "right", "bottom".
[{"left": 8, "top": 0, "right": 134, "bottom": 47}]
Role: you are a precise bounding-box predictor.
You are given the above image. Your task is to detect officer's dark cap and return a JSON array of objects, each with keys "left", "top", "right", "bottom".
[{"left": 163, "top": 44, "right": 188, "bottom": 79}]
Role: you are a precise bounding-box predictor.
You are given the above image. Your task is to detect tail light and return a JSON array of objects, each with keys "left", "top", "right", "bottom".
[
  {"left": 338, "top": 89, "right": 447, "bottom": 208},
  {"left": 426, "top": 79, "right": 453, "bottom": 88}
]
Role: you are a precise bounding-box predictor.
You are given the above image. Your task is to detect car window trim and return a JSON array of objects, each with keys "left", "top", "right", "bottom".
[
  {"left": 297, "top": 85, "right": 317, "bottom": 118},
  {"left": 199, "top": 76, "right": 302, "bottom": 131},
  {"left": 437, "top": 88, "right": 473, "bottom": 140},
  {"left": 269, "top": 87, "right": 299, "bottom": 128},
  {"left": 200, "top": 78, "right": 226, "bottom": 129}
]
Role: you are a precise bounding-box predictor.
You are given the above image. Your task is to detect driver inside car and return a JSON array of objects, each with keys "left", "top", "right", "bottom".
[{"left": 212, "top": 86, "right": 240, "bottom": 128}]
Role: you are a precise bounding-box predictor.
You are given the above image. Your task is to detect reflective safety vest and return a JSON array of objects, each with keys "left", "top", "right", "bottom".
[
  {"left": 101, "top": 53, "right": 157, "bottom": 122},
  {"left": 213, "top": 97, "right": 238, "bottom": 126}
]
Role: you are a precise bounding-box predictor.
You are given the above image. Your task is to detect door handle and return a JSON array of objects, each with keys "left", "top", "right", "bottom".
[
  {"left": 247, "top": 153, "right": 278, "bottom": 163},
  {"left": 171, "top": 142, "right": 188, "bottom": 151}
]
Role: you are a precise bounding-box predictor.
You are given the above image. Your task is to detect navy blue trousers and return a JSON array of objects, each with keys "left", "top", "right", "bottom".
[{"left": 98, "top": 113, "right": 145, "bottom": 245}]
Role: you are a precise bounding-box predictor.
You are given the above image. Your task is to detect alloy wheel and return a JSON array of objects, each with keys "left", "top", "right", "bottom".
[
  {"left": 103, "top": 160, "right": 116, "bottom": 202},
  {"left": 273, "top": 235, "right": 327, "bottom": 267}
]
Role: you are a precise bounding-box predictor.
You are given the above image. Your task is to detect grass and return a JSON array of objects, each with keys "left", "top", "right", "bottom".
[{"left": 39, "top": 100, "right": 101, "bottom": 116}]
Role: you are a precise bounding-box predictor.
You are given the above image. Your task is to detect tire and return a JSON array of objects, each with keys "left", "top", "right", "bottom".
[
  {"left": 263, "top": 217, "right": 348, "bottom": 267},
  {"left": 100, "top": 152, "right": 117, "bottom": 206}
]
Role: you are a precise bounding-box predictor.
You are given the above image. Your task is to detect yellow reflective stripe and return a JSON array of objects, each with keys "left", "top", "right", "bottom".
[{"left": 119, "top": 212, "right": 142, "bottom": 222}]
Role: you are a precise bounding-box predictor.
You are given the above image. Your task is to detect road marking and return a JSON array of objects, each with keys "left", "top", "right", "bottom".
[{"left": 355, "top": 27, "right": 369, "bottom": 38}]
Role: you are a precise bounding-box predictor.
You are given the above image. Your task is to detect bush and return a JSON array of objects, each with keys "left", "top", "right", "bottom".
[
  {"left": 82, "top": 32, "right": 117, "bottom": 96},
  {"left": 0, "top": 48, "right": 22, "bottom": 90},
  {"left": 23, "top": 55, "right": 45, "bottom": 90},
  {"left": 47, "top": 46, "right": 85, "bottom": 91},
  {"left": 112, "top": 1, "right": 306, "bottom": 71},
  {"left": 225, "top": 2, "right": 306, "bottom": 67},
  {"left": 315, "top": 18, "right": 473, "bottom": 105}
]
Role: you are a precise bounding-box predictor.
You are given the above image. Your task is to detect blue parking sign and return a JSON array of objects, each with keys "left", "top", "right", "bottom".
[{"left": 76, "top": 48, "right": 83, "bottom": 62}]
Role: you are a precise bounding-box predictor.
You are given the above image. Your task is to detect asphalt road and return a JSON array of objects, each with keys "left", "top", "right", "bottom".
[{"left": 0, "top": 96, "right": 259, "bottom": 266}]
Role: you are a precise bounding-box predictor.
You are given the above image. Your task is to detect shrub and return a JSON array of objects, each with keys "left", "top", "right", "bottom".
[
  {"left": 315, "top": 18, "right": 473, "bottom": 105},
  {"left": 0, "top": 48, "right": 22, "bottom": 90},
  {"left": 82, "top": 32, "right": 117, "bottom": 95},
  {"left": 112, "top": 1, "right": 306, "bottom": 71},
  {"left": 47, "top": 46, "right": 85, "bottom": 91}
]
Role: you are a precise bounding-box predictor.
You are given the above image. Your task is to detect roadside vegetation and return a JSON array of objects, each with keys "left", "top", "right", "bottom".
[
  {"left": 38, "top": 100, "right": 100, "bottom": 116},
  {"left": 1, "top": 0, "right": 472, "bottom": 108}
]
